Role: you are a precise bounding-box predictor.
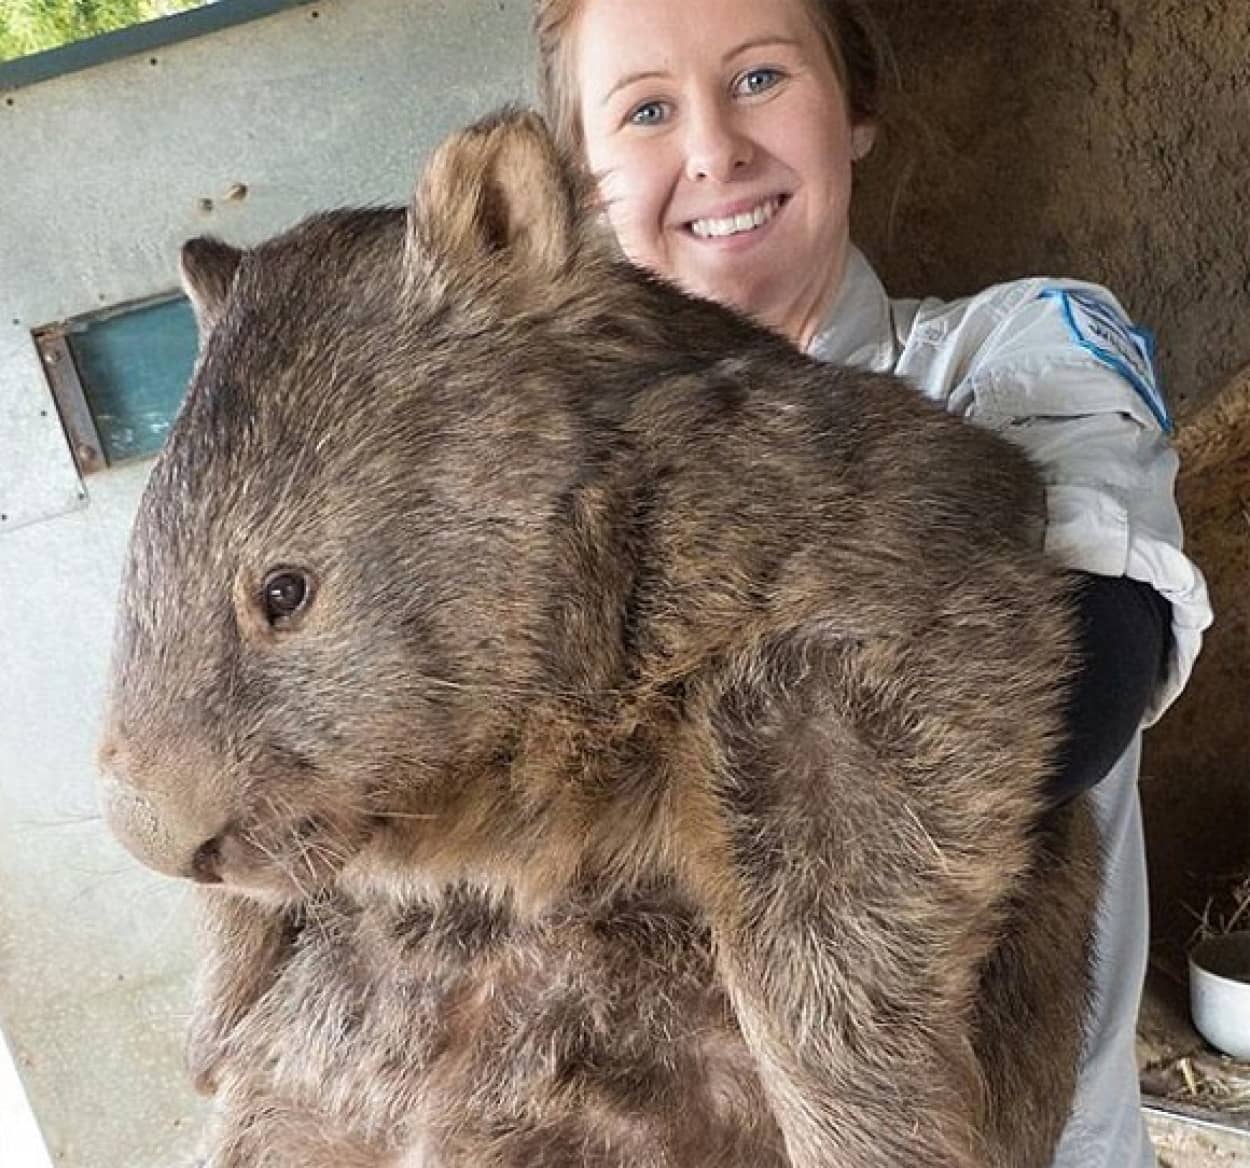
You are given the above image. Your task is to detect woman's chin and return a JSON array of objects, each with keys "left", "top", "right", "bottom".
[{"left": 677, "top": 268, "right": 764, "bottom": 318}]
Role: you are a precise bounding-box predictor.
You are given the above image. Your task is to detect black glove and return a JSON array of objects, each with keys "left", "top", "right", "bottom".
[{"left": 1048, "top": 571, "right": 1172, "bottom": 805}]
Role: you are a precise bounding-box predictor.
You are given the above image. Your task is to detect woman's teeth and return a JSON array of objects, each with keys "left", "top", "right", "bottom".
[{"left": 690, "top": 197, "right": 782, "bottom": 239}]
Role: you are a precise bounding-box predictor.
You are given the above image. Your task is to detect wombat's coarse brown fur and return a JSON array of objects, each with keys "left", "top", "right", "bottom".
[{"left": 98, "top": 110, "right": 1099, "bottom": 1168}]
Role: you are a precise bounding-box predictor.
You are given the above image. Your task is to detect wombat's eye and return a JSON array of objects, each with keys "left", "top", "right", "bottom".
[{"left": 261, "top": 569, "right": 312, "bottom": 626}]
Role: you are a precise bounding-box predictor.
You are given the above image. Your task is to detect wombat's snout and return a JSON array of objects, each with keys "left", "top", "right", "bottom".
[{"left": 97, "top": 733, "right": 231, "bottom": 884}]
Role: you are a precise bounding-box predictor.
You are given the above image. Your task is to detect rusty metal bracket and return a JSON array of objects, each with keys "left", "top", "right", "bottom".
[{"left": 34, "top": 328, "right": 106, "bottom": 476}]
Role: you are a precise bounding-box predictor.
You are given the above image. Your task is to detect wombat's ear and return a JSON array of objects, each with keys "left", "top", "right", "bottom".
[
  {"left": 180, "top": 237, "right": 243, "bottom": 339},
  {"left": 408, "top": 108, "right": 582, "bottom": 286}
]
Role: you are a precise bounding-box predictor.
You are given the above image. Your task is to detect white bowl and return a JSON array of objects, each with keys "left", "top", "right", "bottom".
[{"left": 1189, "top": 931, "right": 1250, "bottom": 1060}]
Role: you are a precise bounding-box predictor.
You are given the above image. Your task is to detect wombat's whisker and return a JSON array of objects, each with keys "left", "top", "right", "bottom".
[
  {"left": 248, "top": 796, "right": 336, "bottom": 894},
  {"left": 244, "top": 830, "right": 280, "bottom": 864},
  {"left": 303, "top": 837, "right": 348, "bottom": 867},
  {"left": 287, "top": 865, "right": 313, "bottom": 901},
  {"left": 23, "top": 809, "right": 106, "bottom": 830},
  {"left": 241, "top": 809, "right": 315, "bottom": 897},
  {"left": 257, "top": 790, "right": 302, "bottom": 834},
  {"left": 411, "top": 671, "right": 624, "bottom": 708},
  {"left": 291, "top": 834, "right": 318, "bottom": 881}
]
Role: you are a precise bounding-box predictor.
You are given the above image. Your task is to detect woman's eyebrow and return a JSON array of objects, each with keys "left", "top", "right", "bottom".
[
  {"left": 602, "top": 70, "right": 669, "bottom": 105},
  {"left": 723, "top": 36, "right": 802, "bottom": 62}
]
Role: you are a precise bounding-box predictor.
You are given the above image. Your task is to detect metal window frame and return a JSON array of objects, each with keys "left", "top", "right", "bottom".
[
  {"left": 34, "top": 328, "right": 107, "bottom": 476},
  {"left": 34, "top": 289, "right": 194, "bottom": 475}
]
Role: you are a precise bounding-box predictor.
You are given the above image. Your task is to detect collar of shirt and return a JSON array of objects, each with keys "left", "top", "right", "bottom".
[{"left": 805, "top": 245, "right": 905, "bottom": 373}]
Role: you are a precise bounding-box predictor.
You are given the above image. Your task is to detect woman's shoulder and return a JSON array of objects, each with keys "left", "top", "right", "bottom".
[
  {"left": 894, "top": 275, "right": 1170, "bottom": 433},
  {"left": 902, "top": 274, "right": 1142, "bottom": 366}
]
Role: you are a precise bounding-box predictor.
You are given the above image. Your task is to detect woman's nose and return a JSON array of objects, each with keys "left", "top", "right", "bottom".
[{"left": 683, "top": 103, "right": 753, "bottom": 182}]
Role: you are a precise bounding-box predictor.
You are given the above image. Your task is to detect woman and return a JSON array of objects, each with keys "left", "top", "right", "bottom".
[{"left": 532, "top": 0, "right": 1212, "bottom": 1165}]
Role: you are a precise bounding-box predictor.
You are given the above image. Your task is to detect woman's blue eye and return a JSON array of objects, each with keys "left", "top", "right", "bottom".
[
  {"left": 738, "top": 68, "right": 782, "bottom": 96},
  {"left": 629, "top": 101, "right": 667, "bottom": 127}
]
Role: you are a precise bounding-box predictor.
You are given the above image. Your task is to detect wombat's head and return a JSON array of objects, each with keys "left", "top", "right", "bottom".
[{"left": 97, "top": 111, "right": 614, "bottom": 903}]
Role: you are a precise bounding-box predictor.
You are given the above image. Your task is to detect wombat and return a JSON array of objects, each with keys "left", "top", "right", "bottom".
[{"left": 98, "top": 109, "right": 1099, "bottom": 1168}]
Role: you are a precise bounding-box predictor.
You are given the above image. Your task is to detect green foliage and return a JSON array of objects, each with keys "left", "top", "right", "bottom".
[{"left": 0, "top": 0, "right": 207, "bottom": 63}]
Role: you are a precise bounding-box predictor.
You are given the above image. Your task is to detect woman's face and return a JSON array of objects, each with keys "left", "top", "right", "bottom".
[{"left": 574, "top": 0, "right": 867, "bottom": 347}]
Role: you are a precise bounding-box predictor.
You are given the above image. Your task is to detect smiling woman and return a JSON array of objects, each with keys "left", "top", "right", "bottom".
[{"left": 572, "top": 0, "right": 876, "bottom": 347}]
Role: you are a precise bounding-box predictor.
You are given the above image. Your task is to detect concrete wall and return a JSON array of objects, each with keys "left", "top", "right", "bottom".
[{"left": 0, "top": 2, "right": 531, "bottom": 1164}]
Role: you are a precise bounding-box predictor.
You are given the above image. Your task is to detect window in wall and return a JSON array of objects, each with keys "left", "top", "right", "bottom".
[
  {"left": 0, "top": 2, "right": 316, "bottom": 90},
  {"left": 0, "top": 1, "right": 211, "bottom": 63},
  {"left": 37, "top": 295, "right": 199, "bottom": 473}
]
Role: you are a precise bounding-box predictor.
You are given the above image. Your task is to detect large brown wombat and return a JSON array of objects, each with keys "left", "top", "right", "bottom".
[{"left": 98, "top": 111, "right": 1099, "bottom": 1168}]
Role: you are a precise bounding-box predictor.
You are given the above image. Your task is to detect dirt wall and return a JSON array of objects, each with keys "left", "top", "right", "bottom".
[
  {"left": 1142, "top": 366, "right": 1250, "bottom": 963},
  {"left": 850, "top": 3, "right": 1250, "bottom": 965},
  {"left": 852, "top": 0, "right": 1250, "bottom": 416}
]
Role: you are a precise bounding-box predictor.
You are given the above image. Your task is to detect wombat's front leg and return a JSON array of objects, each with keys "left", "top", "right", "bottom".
[
  {"left": 187, "top": 890, "right": 295, "bottom": 1094},
  {"left": 711, "top": 896, "right": 986, "bottom": 1168},
  {"left": 678, "top": 635, "right": 1043, "bottom": 1168}
]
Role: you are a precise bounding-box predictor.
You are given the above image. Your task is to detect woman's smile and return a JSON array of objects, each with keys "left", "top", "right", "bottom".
[{"left": 685, "top": 194, "right": 787, "bottom": 241}]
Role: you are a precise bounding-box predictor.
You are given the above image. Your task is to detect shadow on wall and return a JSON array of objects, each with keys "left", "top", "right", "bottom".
[{"left": 851, "top": 0, "right": 1250, "bottom": 416}]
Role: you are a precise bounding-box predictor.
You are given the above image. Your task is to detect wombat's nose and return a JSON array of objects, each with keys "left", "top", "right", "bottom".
[
  {"left": 97, "top": 715, "right": 234, "bottom": 879},
  {"left": 190, "top": 835, "right": 224, "bottom": 885},
  {"left": 99, "top": 767, "right": 231, "bottom": 882}
]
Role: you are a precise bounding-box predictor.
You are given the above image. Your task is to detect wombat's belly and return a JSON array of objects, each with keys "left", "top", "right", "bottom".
[{"left": 221, "top": 885, "right": 789, "bottom": 1167}]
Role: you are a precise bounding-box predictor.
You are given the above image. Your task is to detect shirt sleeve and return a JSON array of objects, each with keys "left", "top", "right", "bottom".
[{"left": 949, "top": 281, "right": 1212, "bottom": 726}]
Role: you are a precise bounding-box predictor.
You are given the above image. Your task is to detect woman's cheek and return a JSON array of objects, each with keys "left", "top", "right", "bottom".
[{"left": 601, "top": 179, "right": 664, "bottom": 269}]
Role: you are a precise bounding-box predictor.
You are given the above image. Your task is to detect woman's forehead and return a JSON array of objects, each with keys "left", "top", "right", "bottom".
[{"left": 574, "top": 0, "right": 823, "bottom": 86}]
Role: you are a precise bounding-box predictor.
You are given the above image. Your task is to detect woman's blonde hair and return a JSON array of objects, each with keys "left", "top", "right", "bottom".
[{"left": 532, "top": 0, "right": 890, "bottom": 159}]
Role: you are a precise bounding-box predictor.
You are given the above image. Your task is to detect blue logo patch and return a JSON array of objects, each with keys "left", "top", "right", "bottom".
[{"left": 1041, "top": 289, "right": 1172, "bottom": 433}]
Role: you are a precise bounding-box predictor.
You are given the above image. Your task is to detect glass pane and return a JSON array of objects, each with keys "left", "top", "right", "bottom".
[{"left": 66, "top": 296, "right": 198, "bottom": 464}]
